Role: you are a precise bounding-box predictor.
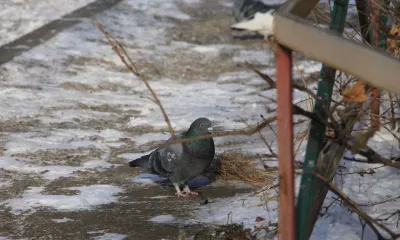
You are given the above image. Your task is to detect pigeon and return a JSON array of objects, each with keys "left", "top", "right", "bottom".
[
  {"left": 129, "top": 118, "right": 215, "bottom": 197},
  {"left": 231, "top": 0, "right": 283, "bottom": 39}
]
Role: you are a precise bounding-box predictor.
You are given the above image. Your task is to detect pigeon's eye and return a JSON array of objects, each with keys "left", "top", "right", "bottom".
[{"left": 200, "top": 123, "right": 204, "bottom": 127}]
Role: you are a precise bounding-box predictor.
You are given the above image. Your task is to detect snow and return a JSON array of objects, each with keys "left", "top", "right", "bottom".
[
  {"left": 148, "top": 215, "right": 176, "bottom": 223},
  {"left": 124, "top": 0, "right": 191, "bottom": 20},
  {"left": 0, "top": 156, "right": 119, "bottom": 181},
  {"left": 91, "top": 233, "right": 127, "bottom": 240},
  {"left": 192, "top": 128, "right": 399, "bottom": 239},
  {"left": 0, "top": 180, "right": 12, "bottom": 188},
  {"left": 0, "top": 0, "right": 97, "bottom": 46},
  {"left": 2, "top": 185, "right": 123, "bottom": 215},
  {"left": 52, "top": 217, "right": 74, "bottom": 223}
]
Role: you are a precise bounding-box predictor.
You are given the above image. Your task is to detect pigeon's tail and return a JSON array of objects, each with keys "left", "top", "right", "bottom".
[
  {"left": 233, "top": 0, "right": 280, "bottom": 22},
  {"left": 129, "top": 154, "right": 150, "bottom": 169}
]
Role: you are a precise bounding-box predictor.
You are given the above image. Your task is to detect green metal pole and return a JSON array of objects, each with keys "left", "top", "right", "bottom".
[
  {"left": 379, "top": 0, "right": 389, "bottom": 49},
  {"left": 295, "top": 0, "right": 349, "bottom": 239}
]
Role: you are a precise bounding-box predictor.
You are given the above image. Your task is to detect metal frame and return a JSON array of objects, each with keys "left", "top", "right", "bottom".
[
  {"left": 274, "top": 0, "right": 400, "bottom": 95},
  {"left": 276, "top": 44, "right": 296, "bottom": 240}
]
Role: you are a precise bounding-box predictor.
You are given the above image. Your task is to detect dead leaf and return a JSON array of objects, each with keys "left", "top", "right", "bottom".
[
  {"left": 387, "top": 24, "right": 400, "bottom": 55},
  {"left": 255, "top": 216, "right": 265, "bottom": 222},
  {"left": 343, "top": 81, "right": 368, "bottom": 102},
  {"left": 325, "top": 128, "right": 335, "bottom": 137}
]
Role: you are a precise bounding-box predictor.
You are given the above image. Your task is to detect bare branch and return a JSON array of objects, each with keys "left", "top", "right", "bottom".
[
  {"left": 245, "top": 61, "right": 319, "bottom": 100},
  {"left": 246, "top": 62, "right": 340, "bottom": 130},
  {"left": 336, "top": 165, "right": 385, "bottom": 176},
  {"left": 96, "top": 21, "right": 176, "bottom": 138},
  {"left": 359, "top": 195, "right": 400, "bottom": 207},
  {"left": 163, "top": 115, "right": 277, "bottom": 147},
  {"left": 356, "top": 146, "right": 400, "bottom": 169},
  {"left": 312, "top": 172, "right": 398, "bottom": 240}
]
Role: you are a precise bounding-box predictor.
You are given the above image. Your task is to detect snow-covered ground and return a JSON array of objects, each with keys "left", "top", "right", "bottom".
[
  {"left": 0, "top": 0, "right": 398, "bottom": 239},
  {"left": 0, "top": 0, "right": 97, "bottom": 46}
]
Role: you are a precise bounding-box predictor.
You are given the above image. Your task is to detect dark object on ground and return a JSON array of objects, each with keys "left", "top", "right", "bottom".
[
  {"left": 231, "top": 0, "right": 282, "bottom": 40},
  {"left": 233, "top": 0, "right": 281, "bottom": 22},
  {"left": 193, "top": 223, "right": 249, "bottom": 240}
]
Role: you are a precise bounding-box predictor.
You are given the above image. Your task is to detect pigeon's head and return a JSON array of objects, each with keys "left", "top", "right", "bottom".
[{"left": 188, "top": 118, "right": 213, "bottom": 136}]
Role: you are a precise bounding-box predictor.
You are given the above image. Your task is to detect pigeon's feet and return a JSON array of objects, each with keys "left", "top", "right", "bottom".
[
  {"left": 175, "top": 192, "right": 191, "bottom": 198},
  {"left": 174, "top": 184, "right": 195, "bottom": 198},
  {"left": 183, "top": 190, "right": 199, "bottom": 196},
  {"left": 183, "top": 185, "right": 199, "bottom": 196}
]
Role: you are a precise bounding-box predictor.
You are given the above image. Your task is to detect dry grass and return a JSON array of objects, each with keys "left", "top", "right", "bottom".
[{"left": 217, "top": 151, "right": 276, "bottom": 187}]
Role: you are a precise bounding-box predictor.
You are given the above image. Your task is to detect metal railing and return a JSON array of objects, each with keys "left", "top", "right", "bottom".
[{"left": 274, "top": 0, "right": 400, "bottom": 95}]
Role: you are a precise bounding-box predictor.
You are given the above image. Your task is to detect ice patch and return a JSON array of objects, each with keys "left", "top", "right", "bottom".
[
  {"left": 293, "top": 60, "right": 322, "bottom": 79},
  {"left": 0, "top": 157, "right": 118, "bottom": 181},
  {"left": 125, "top": 0, "right": 190, "bottom": 20},
  {"left": 148, "top": 215, "right": 176, "bottom": 223},
  {"left": 217, "top": 71, "right": 256, "bottom": 84},
  {"left": 2, "top": 184, "right": 123, "bottom": 215},
  {"left": 191, "top": 46, "right": 220, "bottom": 57},
  {"left": 91, "top": 233, "right": 127, "bottom": 240},
  {"left": 193, "top": 192, "right": 278, "bottom": 230},
  {"left": 233, "top": 50, "right": 274, "bottom": 65},
  {"left": 181, "top": 0, "right": 202, "bottom": 4},
  {"left": 131, "top": 132, "right": 170, "bottom": 146},
  {"left": 52, "top": 217, "right": 74, "bottom": 223},
  {"left": 0, "top": 180, "right": 12, "bottom": 188},
  {"left": 0, "top": 0, "right": 96, "bottom": 45}
]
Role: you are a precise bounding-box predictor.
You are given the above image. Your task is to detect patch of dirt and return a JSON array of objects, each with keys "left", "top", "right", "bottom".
[
  {"left": 12, "top": 148, "right": 103, "bottom": 166},
  {"left": 0, "top": 117, "right": 42, "bottom": 133},
  {"left": 76, "top": 103, "right": 141, "bottom": 115},
  {"left": 60, "top": 81, "right": 119, "bottom": 92},
  {"left": 0, "top": 169, "right": 44, "bottom": 201}
]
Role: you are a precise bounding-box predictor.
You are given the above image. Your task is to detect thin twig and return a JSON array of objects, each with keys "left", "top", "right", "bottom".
[
  {"left": 359, "top": 195, "right": 400, "bottom": 207},
  {"left": 356, "top": 145, "right": 400, "bottom": 169},
  {"left": 96, "top": 21, "right": 176, "bottom": 137},
  {"left": 245, "top": 62, "right": 319, "bottom": 100},
  {"left": 336, "top": 165, "right": 385, "bottom": 176},
  {"left": 164, "top": 115, "right": 277, "bottom": 146},
  {"left": 312, "top": 172, "right": 398, "bottom": 240}
]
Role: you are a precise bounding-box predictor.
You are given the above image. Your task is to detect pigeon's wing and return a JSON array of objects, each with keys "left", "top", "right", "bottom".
[
  {"left": 158, "top": 134, "right": 185, "bottom": 173},
  {"left": 149, "top": 133, "right": 185, "bottom": 176}
]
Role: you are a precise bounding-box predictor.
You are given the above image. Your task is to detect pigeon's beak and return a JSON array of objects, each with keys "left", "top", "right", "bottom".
[{"left": 207, "top": 127, "right": 213, "bottom": 134}]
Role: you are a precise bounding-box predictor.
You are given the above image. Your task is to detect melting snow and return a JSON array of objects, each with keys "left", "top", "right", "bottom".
[
  {"left": 52, "top": 217, "right": 74, "bottom": 223},
  {"left": 148, "top": 215, "right": 176, "bottom": 223},
  {"left": 0, "top": 157, "right": 119, "bottom": 181},
  {"left": 91, "top": 233, "right": 127, "bottom": 240},
  {"left": 0, "top": 0, "right": 97, "bottom": 45},
  {"left": 2, "top": 185, "right": 123, "bottom": 215},
  {"left": 0, "top": 180, "right": 12, "bottom": 188}
]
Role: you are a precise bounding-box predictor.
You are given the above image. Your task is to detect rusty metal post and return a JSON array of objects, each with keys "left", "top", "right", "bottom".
[
  {"left": 369, "top": 0, "right": 387, "bottom": 131},
  {"left": 275, "top": 44, "right": 296, "bottom": 240}
]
